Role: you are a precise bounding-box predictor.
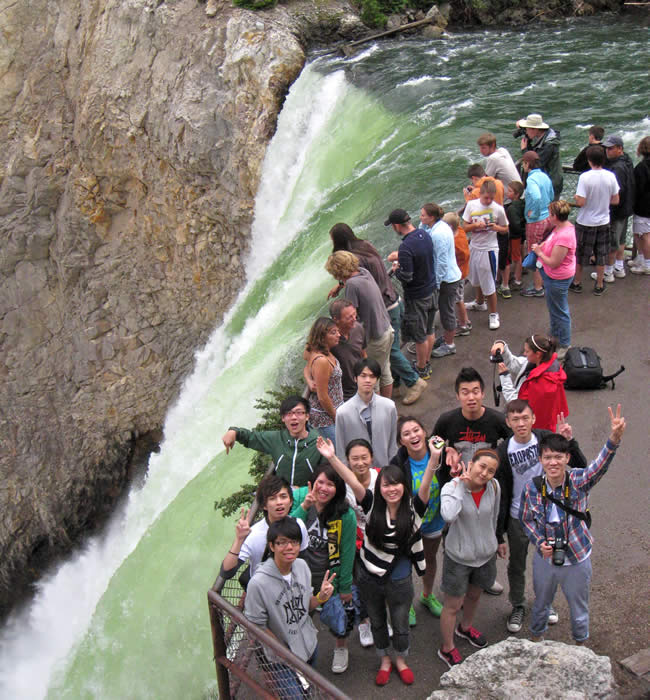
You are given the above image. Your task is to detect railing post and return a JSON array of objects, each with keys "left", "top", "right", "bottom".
[{"left": 208, "top": 592, "right": 231, "bottom": 700}]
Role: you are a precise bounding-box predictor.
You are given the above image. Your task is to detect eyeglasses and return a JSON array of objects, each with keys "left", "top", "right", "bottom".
[
  {"left": 273, "top": 539, "right": 301, "bottom": 549},
  {"left": 283, "top": 409, "right": 307, "bottom": 417}
]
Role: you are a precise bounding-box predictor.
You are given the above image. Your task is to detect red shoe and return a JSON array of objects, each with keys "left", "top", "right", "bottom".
[
  {"left": 397, "top": 665, "right": 414, "bottom": 685},
  {"left": 375, "top": 664, "right": 392, "bottom": 686}
]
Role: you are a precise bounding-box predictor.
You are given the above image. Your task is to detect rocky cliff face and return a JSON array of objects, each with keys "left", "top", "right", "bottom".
[{"left": 0, "top": 0, "right": 364, "bottom": 615}]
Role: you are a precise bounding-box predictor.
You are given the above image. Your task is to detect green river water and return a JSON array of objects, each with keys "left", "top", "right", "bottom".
[{"left": 0, "top": 14, "right": 647, "bottom": 700}]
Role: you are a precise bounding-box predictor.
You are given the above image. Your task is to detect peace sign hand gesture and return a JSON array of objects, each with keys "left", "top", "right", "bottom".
[
  {"left": 556, "top": 412, "right": 573, "bottom": 440},
  {"left": 235, "top": 507, "right": 251, "bottom": 542},
  {"left": 458, "top": 460, "right": 471, "bottom": 485},
  {"left": 302, "top": 481, "right": 317, "bottom": 510},
  {"left": 608, "top": 404, "right": 626, "bottom": 444},
  {"left": 318, "top": 569, "right": 336, "bottom": 602}
]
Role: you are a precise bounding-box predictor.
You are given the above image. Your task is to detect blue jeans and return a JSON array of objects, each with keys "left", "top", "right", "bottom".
[
  {"left": 317, "top": 425, "right": 336, "bottom": 450},
  {"left": 388, "top": 302, "right": 419, "bottom": 388},
  {"left": 531, "top": 553, "right": 592, "bottom": 641},
  {"left": 540, "top": 270, "right": 572, "bottom": 347}
]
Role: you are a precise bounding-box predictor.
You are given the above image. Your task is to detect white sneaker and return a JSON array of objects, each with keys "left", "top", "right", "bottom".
[
  {"left": 489, "top": 313, "right": 500, "bottom": 330},
  {"left": 627, "top": 255, "right": 642, "bottom": 267},
  {"left": 331, "top": 647, "right": 349, "bottom": 673},
  {"left": 591, "top": 271, "right": 615, "bottom": 283},
  {"left": 547, "top": 607, "right": 559, "bottom": 625},
  {"left": 465, "top": 300, "right": 488, "bottom": 311},
  {"left": 613, "top": 268, "right": 626, "bottom": 278},
  {"left": 630, "top": 264, "right": 650, "bottom": 275},
  {"left": 359, "top": 621, "right": 374, "bottom": 648},
  {"left": 485, "top": 580, "right": 504, "bottom": 595}
]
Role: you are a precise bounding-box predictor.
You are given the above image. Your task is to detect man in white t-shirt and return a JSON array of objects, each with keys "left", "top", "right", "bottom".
[
  {"left": 570, "top": 146, "right": 620, "bottom": 295},
  {"left": 495, "top": 399, "right": 586, "bottom": 634},
  {"left": 220, "top": 474, "right": 309, "bottom": 584},
  {"left": 477, "top": 132, "right": 520, "bottom": 190},
  {"left": 462, "top": 180, "right": 509, "bottom": 330}
]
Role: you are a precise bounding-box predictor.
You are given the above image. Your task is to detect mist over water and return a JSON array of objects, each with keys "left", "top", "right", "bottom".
[{"left": 0, "top": 16, "right": 647, "bottom": 700}]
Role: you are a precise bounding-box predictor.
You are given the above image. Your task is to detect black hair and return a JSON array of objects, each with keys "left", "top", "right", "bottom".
[
  {"left": 506, "top": 398, "right": 533, "bottom": 415},
  {"left": 345, "top": 438, "right": 373, "bottom": 459},
  {"left": 330, "top": 223, "right": 380, "bottom": 260},
  {"left": 396, "top": 415, "right": 427, "bottom": 447},
  {"left": 353, "top": 357, "right": 381, "bottom": 379},
  {"left": 586, "top": 145, "right": 605, "bottom": 167},
  {"left": 312, "top": 462, "right": 349, "bottom": 524},
  {"left": 267, "top": 517, "right": 302, "bottom": 544},
  {"left": 256, "top": 474, "right": 293, "bottom": 512},
  {"left": 538, "top": 433, "right": 572, "bottom": 456},
  {"left": 365, "top": 465, "right": 414, "bottom": 553},
  {"left": 455, "top": 367, "right": 485, "bottom": 393},
  {"left": 525, "top": 334, "right": 557, "bottom": 364},
  {"left": 280, "top": 395, "right": 310, "bottom": 416}
]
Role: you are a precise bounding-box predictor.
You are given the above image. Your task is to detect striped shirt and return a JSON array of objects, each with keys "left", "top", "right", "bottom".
[
  {"left": 519, "top": 439, "right": 619, "bottom": 563},
  {"left": 358, "top": 490, "right": 426, "bottom": 578}
]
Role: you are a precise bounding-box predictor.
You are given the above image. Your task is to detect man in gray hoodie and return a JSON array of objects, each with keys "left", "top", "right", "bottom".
[{"left": 244, "top": 518, "right": 335, "bottom": 667}]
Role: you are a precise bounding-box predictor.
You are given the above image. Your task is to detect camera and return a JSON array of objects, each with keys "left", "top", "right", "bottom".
[
  {"left": 490, "top": 349, "right": 503, "bottom": 364},
  {"left": 547, "top": 536, "right": 567, "bottom": 567},
  {"left": 513, "top": 126, "right": 527, "bottom": 139}
]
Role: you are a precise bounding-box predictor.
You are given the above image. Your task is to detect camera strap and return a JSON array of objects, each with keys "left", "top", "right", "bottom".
[{"left": 533, "top": 474, "right": 592, "bottom": 527}]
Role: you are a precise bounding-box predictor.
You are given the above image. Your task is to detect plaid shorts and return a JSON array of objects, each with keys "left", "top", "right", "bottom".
[
  {"left": 526, "top": 218, "right": 551, "bottom": 249},
  {"left": 575, "top": 222, "right": 609, "bottom": 266}
]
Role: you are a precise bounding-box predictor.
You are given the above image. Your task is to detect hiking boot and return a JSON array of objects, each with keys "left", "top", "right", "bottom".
[
  {"left": 414, "top": 362, "right": 432, "bottom": 380},
  {"left": 432, "top": 342, "right": 456, "bottom": 358},
  {"left": 455, "top": 624, "right": 487, "bottom": 648},
  {"left": 359, "top": 621, "right": 374, "bottom": 648},
  {"left": 591, "top": 271, "right": 614, "bottom": 284},
  {"left": 569, "top": 282, "right": 583, "bottom": 293},
  {"left": 465, "top": 300, "right": 487, "bottom": 311},
  {"left": 497, "top": 285, "right": 512, "bottom": 299},
  {"left": 402, "top": 378, "right": 426, "bottom": 405},
  {"left": 409, "top": 605, "right": 417, "bottom": 627},
  {"left": 593, "top": 285, "right": 606, "bottom": 296},
  {"left": 488, "top": 312, "right": 500, "bottom": 330},
  {"left": 520, "top": 286, "right": 545, "bottom": 297},
  {"left": 420, "top": 592, "right": 443, "bottom": 617},
  {"left": 331, "top": 647, "right": 348, "bottom": 673},
  {"left": 438, "top": 647, "right": 463, "bottom": 668},
  {"left": 547, "top": 607, "right": 559, "bottom": 625},
  {"left": 507, "top": 606, "right": 525, "bottom": 633}
]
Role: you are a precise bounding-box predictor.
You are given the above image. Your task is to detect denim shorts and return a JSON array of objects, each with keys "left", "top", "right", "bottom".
[{"left": 441, "top": 551, "right": 497, "bottom": 597}]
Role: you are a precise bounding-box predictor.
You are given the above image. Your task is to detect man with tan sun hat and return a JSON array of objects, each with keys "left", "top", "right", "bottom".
[{"left": 515, "top": 113, "right": 563, "bottom": 199}]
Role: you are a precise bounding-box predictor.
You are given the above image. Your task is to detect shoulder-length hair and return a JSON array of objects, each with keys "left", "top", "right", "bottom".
[
  {"left": 313, "top": 462, "right": 349, "bottom": 524},
  {"left": 305, "top": 316, "right": 336, "bottom": 354}
]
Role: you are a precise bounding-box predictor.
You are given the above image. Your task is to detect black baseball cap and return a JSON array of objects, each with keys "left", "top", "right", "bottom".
[{"left": 384, "top": 209, "right": 410, "bottom": 226}]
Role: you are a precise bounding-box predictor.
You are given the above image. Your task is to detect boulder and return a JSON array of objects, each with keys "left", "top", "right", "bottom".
[{"left": 427, "top": 639, "right": 616, "bottom": 700}]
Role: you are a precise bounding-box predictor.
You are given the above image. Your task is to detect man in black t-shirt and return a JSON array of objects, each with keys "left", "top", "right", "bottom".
[{"left": 433, "top": 367, "right": 511, "bottom": 595}]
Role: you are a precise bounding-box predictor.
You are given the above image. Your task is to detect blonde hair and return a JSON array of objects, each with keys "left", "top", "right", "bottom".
[
  {"left": 325, "top": 250, "right": 360, "bottom": 280},
  {"left": 442, "top": 212, "right": 460, "bottom": 232},
  {"left": 549, "top": 199, "right": 571, "bottom": 221}
]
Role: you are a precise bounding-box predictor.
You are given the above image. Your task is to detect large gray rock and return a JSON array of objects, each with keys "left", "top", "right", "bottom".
[
  {"left": 0, "top": 0, "right": 361, "bottom": 615},
  {"left": 427, "top": 639, "right": 616, "bottom": 699}
]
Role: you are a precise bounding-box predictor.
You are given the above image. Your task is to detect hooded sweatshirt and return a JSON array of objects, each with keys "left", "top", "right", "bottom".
[
  {"left": 606, "top": 152, "right": 636, "bottom": 219},
  {"left": 244, "top": 557, "right": 318, "bottom": 663},
  {"left": 441, "top": 477, "right": 500, "bottom": 567}
]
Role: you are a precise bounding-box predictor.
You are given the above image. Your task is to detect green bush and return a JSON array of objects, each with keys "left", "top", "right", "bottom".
[
  {"left": 233, "top": 0, "right": 277, "bottom": 9},
  {"left": 214, "top": 384, "right": 304, "bottom": 518}
]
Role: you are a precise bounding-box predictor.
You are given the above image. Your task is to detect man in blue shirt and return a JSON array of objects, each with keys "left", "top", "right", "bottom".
[{"left": 386, "top": 208, "right": 436, "bottom": 380}]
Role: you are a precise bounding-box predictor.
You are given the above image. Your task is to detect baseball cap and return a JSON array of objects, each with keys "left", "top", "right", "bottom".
[
  {"left": 384, "top": 209, "right": 410, "bottom": 226},
  {"left": 602, "top": 135, "right": 623, "bottom": 148}
]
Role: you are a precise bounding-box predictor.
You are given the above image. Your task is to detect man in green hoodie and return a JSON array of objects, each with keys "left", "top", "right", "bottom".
[
  {"left": 222, "top": 396, "right": 323, "bottom": 487},
  {"left": 515, "top": 113, "right": 563, "bottom": 199}
]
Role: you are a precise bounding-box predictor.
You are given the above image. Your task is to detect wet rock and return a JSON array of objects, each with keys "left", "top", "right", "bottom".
[{"left": 427, "top": 638, "right": 616, "bottom": 700}]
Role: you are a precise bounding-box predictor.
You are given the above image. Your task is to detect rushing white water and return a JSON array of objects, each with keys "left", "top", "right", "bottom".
[{"left": 0, "top": 16, "right": 648, "bottom": 699}]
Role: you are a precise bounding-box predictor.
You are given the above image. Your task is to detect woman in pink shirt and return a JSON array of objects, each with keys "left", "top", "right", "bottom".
[{"left": 531, "top": 200, "right": 576, "bottom": 358}]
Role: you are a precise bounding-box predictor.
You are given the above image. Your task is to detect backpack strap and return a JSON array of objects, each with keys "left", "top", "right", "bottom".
[
  {"left": 600, "top": 365, "right": 625, "bottom": 390},
  {"left": 533, "top": 474, "right": 591, "bottom": 525}
]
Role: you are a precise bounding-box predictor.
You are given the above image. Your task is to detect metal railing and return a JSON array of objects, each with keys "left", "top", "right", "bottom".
[{"left": 207, "top": 458, "right": 350, "bottom": 700}]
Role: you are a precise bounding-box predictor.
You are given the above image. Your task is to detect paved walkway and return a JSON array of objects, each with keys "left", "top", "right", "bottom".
[{"left": 313, "top": 268, "right": 649, "bottom": 698}]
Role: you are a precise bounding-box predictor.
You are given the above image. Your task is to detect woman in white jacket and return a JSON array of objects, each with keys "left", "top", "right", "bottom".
[{"left": 438, "top": 449, "right": 506, "bottom": 668}]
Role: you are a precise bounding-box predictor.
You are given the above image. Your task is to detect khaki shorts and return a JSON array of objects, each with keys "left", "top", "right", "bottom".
[{"left": 365, "top": 327, "right": 394, "bottom": 388}]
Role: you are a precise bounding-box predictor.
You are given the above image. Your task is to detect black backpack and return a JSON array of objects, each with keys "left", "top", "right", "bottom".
[{"left": 563, "top": 346, "right": 624, "bottom": 390}]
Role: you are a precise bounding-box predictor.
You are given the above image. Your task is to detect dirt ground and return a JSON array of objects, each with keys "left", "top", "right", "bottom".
[{"left": 312, "top": 267, "right": 650, "bottom": 699}]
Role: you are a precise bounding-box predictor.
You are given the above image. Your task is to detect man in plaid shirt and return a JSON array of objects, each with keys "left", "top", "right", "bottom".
[{"left": 519, "top": 405, "right": 626, "bottom": 643}]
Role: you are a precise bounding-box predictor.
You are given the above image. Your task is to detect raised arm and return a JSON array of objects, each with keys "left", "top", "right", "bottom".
[
  {"left": 316, "top": 436, "right": 366, "bottom": 503},
  {"left": 417, "top": 437, "right": 443, "bottom": 504}
]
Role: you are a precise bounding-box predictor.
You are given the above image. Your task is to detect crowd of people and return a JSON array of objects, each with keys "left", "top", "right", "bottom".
[{"left": 217, "top": 116, "right": 640, "bottom": 694}]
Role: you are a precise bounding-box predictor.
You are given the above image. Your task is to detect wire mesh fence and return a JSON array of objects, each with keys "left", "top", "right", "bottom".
[{"left": 208, "top": 575, "right": 349, "bottom": 700}]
